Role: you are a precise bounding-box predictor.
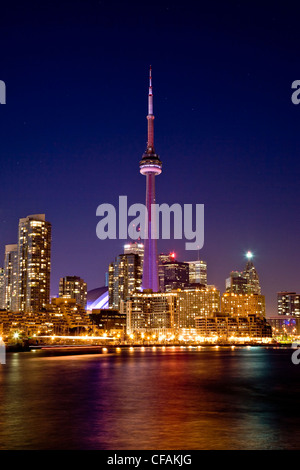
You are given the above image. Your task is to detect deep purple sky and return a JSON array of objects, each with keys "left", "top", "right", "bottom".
[{"left": 0, "top": 0, "right": 299, "bottom": 316}]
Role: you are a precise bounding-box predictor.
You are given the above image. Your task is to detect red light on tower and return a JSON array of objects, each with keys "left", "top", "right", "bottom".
[{"left": 170, "top": 252, "right": 176, "bottom": 259}]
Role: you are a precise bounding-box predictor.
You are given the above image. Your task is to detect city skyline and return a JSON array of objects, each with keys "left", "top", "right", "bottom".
[
  {"left": 0, "top": 208, "right": 281, "bottom": 319},
  {"left": 2, "top": 1, "right": 300, "bottom": 454},
  {"left": 0, "top": 1, "right": 299, "bottom": 317}
]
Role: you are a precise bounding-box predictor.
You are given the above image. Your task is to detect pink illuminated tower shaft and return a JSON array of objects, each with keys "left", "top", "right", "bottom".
[
  {"left": 139, "top": 67, "right": 162, "bottom": 292},
  {"left": 144, "top": 172, "right": 157, "bottom": 290}
]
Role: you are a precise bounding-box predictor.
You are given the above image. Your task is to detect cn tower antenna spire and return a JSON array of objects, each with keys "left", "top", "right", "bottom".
[
  {"left": 147, "top": 65, "right": 154, "bottom": 152},
  {"left": 148, "top": 65, "right": 153, "bottom": 115}
]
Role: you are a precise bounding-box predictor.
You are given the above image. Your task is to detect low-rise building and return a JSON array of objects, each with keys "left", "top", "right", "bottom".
[{"left": 195, "top": 313, "right": 272, "bottom": 339}]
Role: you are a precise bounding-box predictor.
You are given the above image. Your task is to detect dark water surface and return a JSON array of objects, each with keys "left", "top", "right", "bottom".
[{"left": 0, "top": 346, "right": 299, "bottom": 450}]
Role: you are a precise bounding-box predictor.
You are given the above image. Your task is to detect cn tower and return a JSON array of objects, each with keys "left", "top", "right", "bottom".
[{"left": 139, "top": 66, "right": 162, "bottom": 291}]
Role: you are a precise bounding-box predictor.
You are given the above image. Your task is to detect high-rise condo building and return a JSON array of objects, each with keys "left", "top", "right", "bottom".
[
  {"left": 108, "top": 253, "right": 142, "bottom": 309},
  {"left": 59, "top": 276, "right": 87, "bottom": 309},
  {"left": 277, "top": 292, "right": 300, "bottom": 316},
  {"left": 4, "top": 244, "right": 18, "bottom": 311},
  {"left": 0, "top": 268, "right": 5, "bottom": 310},
  {"left": 18, "top": 214, "right": 51, "bottom": 312}
]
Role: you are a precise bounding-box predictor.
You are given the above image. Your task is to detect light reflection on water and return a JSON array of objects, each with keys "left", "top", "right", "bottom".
[{"left": 0, "top": 347, "right": 299, "bottom": 450}]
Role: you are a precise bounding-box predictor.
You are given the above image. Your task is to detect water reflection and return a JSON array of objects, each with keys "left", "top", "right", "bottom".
[{"left": 0, "top": 347, "right": 299, "bottom": 449}]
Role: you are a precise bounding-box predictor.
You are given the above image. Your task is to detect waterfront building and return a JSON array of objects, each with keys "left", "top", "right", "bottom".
[
  {"left": 0, "top": 297, "right": 91, "bottom": 336},
  {"left": 89, "top": 309, "right": 126, "bottom": 333},
  {"left": 18, "top": 214, "right": 51, "bottom": 312},
  {"left": 48, "top": 297, "right": 91, "bottom": 332},
  {"left": 221, "top": 292, "right": 266, "bottom": 317},
  {"left": 59, "top": 276, "right": 87, "bottom": 309},
  {"left": 195, "top": 313, "right": 272, "bottom": 339},
  {"left": 124, "top": 286, "right": 220, "bottom": 333},
  {"left": 176, "top": 286, "right": 220, "bottom": 328},
  {"left": 124, "top": 291, "right": 177, "bottom": 333},
  {"left": 0, "top": 310, "right": 25, "bottom": 334}
]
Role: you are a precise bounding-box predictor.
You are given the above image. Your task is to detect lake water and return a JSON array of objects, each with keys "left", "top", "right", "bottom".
[{"left": 0, "top": 346, "right": 299, "bottom": 450}]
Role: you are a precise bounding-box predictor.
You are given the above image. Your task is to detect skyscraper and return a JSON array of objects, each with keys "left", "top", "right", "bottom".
[
  {"left": 186, "top": 260, "right": 207, "bottom": 286},
  {"left": 124, "top": 242, "right": 144, "bottom": 267},
  {"left": 277, "top": 292, "right": 300, "bottom": 316},
  {"left": 139, "top": 67, "right": 162, "bottom": 292},
  {"left": 243, "top": 251, "right": 261, "bottom": 294},
  {"left": 158, "top": 253, "right": 174, "bottom": 292},
  {"left": 4, "top": 244, "right": 18, "bottom": 311},
  {"left": 226, "top": 271, "right": 248, "bottom": 294},
  {"left": 158, "top": 254, "right": 189, "bottom": 292},
  {"left": 108, "top": 253, "right": 142, "bottom": 309},
  {"left": 18, "top": 214, "right": 51, "bottom": 312},
  {"left": 226, "top": 252, "right": 261, "bottom": 295},
  {"left": 59, "top": 276, "right": 87, "bottom": 309}
]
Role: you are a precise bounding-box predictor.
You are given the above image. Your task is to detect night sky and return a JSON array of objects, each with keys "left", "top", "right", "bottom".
[{"left": 0, "top": 0, "right": 299, "bottom": 316}]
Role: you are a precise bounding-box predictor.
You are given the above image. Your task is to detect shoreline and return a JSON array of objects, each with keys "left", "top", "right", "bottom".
[{"left": 4, "top": 340, "right": 291, "bottom": 355}]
